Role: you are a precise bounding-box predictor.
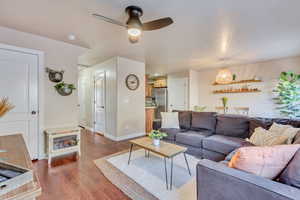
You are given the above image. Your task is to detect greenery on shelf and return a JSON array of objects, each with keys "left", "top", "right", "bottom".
[
  {"left": 273, "top": 72, "right": 300, "bottom": 118},
  {"left": 148, "top": 130, "right": 168, "bottom": 140},
  {"left": 54, "top": 82, "right": 76, "bottom": 90},
  {"left": 221, "top": 97, "right": 228, "bottom": 108},
  {"left": 194, "top": 106, "right": 207, "bottom": 112}
]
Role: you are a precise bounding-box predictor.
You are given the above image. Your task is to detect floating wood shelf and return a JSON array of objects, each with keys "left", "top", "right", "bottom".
[
  {"left": 213, "top": 79, "right": 262, "bottom": 86},
  {"left": 213, "top": 89, "right": 261, "bottom": 94}
]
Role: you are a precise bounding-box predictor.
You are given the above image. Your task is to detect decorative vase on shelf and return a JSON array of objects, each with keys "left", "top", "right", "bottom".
[{"left": 153, "top": 139, "right": 160, "bottom": 146}]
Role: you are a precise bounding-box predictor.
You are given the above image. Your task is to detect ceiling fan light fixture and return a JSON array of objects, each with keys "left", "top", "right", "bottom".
[
  {"left": 127, "top": 28, "right": 142, "bottom": 37},
  {"left": 128, "top": 35, "right": 140, "bottom": 44}
]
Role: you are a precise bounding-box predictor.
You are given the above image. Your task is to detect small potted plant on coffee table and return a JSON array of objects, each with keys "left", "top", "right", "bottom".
[{"left": 148, "top": 130, "right": 168, "bottom": 146}]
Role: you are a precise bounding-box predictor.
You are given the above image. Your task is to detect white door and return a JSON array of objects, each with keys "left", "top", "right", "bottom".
[
  {"left": 0, "top": 48, "right": 39, "bottom": 159},
  {"left": 168, "top": 78, "right": 189, "bottom": 111},
  {"left": 94, "top": 73, "right": 106, "bottom": 134}
]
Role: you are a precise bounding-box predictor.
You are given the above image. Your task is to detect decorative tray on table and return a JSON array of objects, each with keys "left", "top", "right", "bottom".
[{"left": 0, "top": 161, "right": 33, "bottom": 196}]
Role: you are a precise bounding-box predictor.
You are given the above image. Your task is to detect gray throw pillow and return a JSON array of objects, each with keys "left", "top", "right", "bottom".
[{"left": 279, "top": 148, "right": 300, "bottom": 189}]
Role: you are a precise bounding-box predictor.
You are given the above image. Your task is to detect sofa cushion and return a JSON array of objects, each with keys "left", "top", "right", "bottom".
[
  {"left": 249, "top": 117, "right": 273, "bottom": 136},
  {"left": 174, "top": 142, "right": 202, "bottom": 158},
  {"left": 173, "top": 110, "right": 192, "bottom": 129},
  {"left": 249, "top": 117, "right": 300, "bottom": 137},
  {"left": 202, "top": 149, "right": 226, "bottom": 162},
  {"left": 216, "top": 114, "right": 249, "bottom": 138},
  {"left": 160, "top": 128, "right": 181, "bottom": 141},
  {"left": 176, "top": 131, "right": 212, "bottom": 148},
  {"left": 191, "top": 112, "right": 217, "bottom": 132},
  {"left": 202, "top": 135, "right": 249, "bottom": 155},
  {"left": 273, "top": 118, "right": 300, "bottom": 128},
  {"left": 279, "top": 149, "right": 300, "bottom": 188}
]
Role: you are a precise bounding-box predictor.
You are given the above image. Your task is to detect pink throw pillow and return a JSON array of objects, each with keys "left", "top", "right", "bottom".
[{"left": 229, "top": 145, "right": 300, "bottom": 179}]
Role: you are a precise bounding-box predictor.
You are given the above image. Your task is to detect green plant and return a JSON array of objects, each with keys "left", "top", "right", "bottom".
[
  {"left": 233, "top": 74, "right": 237, "bottom": 81},
  {"left": 54, "top": 82, "right": 76, "bottom": 90},
  {"left": 148, "top": 130, "right": 167, "bottom": 140},
  {"left": 221, "top": 97, "right": 228, "bottom": 107},
  {"left": 273, "top": 72, "right": 300, "bottom": 118},
  {"left": 194, "top": 106, "right": 207, "bottom": 112}
]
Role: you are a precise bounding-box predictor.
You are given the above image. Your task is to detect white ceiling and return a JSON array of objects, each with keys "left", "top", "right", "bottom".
[{"left": 1, "top": 0, "right": 300, "bottom": 74}]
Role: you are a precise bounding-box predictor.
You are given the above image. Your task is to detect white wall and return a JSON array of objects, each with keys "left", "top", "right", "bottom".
[
  {"left": 80, "top": 57, "right": 145, "bottom": 140},
  {"left": 189, "top": 70, "right": 201, "bottom": 110},
  {"left": 167, "top": 71, "right": 189, "bottom": 111},
  {"left": 117, "top": 57, "right": 145, "bottom": 138},
  {"left": 197, "top": 56, "right": 300, "bottom": 118},
  {"left": 85, "top": 58, "right": 118, "bottom": 137},
  {"left": 0, "top": 26, "right": 87, "bottom": 158}
]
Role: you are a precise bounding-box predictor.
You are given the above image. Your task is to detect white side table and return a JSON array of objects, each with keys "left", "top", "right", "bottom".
[{"left": 45, "top": 127, "right": 81, "bottom": 166}]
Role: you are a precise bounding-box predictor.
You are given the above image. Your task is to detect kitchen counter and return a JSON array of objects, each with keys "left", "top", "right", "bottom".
[{"left": 145, "top": 106, "right": 156, "bottom": 109}]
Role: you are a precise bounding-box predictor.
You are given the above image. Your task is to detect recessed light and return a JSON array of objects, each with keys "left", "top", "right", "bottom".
[{"left": 68, "top": 34, "right": 76, "bottom": 41}]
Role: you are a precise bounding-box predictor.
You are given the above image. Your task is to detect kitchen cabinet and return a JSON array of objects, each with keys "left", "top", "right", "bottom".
[{"left": 145, "top": 107, "right": 155, "bottom": 133}]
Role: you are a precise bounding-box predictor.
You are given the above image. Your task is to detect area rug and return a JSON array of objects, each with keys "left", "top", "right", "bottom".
[{"left": 94, "top": 149, "right": 199, "bottom": 200}]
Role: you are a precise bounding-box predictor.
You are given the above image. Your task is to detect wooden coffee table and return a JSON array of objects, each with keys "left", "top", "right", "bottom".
[{"left": 128, "top": 137, "right": 191, "bottom": 190}]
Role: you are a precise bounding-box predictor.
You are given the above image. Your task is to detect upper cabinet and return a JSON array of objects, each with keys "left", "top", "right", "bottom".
[{"left": 145, "top": 75, "right": 152, "bottom": 97}]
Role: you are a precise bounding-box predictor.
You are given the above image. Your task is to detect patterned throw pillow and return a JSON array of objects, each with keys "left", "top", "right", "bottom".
[
  {"left": 269, "top": 123, "right": 300, "bottom": 144},
  {"left": 246, "top": 127, "right": 288, "bottom": 146},
  {"left": 229, "top": 145, "right": 300, "bottom": 179},
  {"left": 269, "top": 122, "right": 291, "bottom": 134}
]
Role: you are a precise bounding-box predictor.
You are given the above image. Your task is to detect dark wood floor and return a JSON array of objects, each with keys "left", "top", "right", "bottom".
[{"left": 34, "top": 129, "right": 132, "bottom": 200}]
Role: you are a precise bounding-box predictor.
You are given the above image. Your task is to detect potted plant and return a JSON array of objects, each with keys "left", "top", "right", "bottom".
[
  {"left": 221, "top": 97, "right": 229, "bottom": 114},
  {"left": 54, "top": 82, "right": 76, "bottom": 96},
  {"left": 148, "top": 130, "right": 168, "bottom": 146},
  {"left": 273, "top": 72, "right": 300, "bottom": 118}
]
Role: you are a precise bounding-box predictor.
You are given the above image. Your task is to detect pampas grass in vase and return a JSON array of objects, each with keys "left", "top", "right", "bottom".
[{"left": 0, "top": 97, "right": 14, "bottom": 117}]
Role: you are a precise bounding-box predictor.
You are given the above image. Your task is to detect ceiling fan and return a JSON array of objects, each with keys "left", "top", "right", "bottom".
[{"left": 93, "top": 6, "right": 173, "bottom": 43}]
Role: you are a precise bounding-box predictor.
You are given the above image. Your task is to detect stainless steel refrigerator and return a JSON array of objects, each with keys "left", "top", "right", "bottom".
[{"left": 153, "top": 88, "right": 168, "bottom": 120}]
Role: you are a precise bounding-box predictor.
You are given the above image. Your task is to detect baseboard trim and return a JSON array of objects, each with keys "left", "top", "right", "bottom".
[
  {"left": 105, "top": 132, "right": 146, "bottom": 141},
  {"left": 82, "top": 126, "right": 94, "bottom": 132}
]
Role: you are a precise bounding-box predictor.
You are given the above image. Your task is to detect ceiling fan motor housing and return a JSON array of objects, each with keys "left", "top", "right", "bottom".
[{"left": 125, "top": 6, "right": 143, "bottom": 29}]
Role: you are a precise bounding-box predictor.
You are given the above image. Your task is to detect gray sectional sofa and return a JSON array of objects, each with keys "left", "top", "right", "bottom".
[
  {"left": 158, "top": 110, "right": 300, "bottom": 200},
  {"left": 160, "top": 111, "right": 253, "bottom": 161}
]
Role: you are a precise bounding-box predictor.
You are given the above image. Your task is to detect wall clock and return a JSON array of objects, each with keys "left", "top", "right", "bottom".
[{"left": 125, "top": 74, "right": 140, "bottom": 90}]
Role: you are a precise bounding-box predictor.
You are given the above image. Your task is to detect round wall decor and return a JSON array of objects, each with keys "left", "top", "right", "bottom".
[
  {"left": 46, "top": 68, "right": 64, "bottom": 83},
  {"left": 125, "top": 74, "right": 140, "bottom": 90}
]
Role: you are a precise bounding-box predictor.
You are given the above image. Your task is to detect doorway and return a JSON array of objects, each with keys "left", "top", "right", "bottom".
[
  {"left": 94, "top": 72, "right": 106, "bottom": 134},
  {"left": 0, "top": 44, "right": 42, "bottom": 159}
]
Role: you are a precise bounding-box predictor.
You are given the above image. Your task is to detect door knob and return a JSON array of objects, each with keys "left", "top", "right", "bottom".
[{"left": 31, "top": 111, "right": 37, "bottom": 115}]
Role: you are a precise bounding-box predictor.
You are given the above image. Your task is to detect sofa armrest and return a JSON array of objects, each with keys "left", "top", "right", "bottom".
[{"left": 197, "top": 159, "right": 300, "bottom": 200}]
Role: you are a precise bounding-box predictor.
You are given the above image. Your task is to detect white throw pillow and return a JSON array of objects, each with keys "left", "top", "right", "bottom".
[
  {"left": 269, "top": 123, "right": 300, "bottom": 144},
  {"left": 161, "top": 112, "right": 180, "bottom": 129}
]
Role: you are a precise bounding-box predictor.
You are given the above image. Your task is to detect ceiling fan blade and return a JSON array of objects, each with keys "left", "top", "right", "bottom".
[
  {"left": 142, "top": 17, "right": 173, "bottom": 31},
  {"left": 92, "top": 13, "right": 127, "bottom": 28}
]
